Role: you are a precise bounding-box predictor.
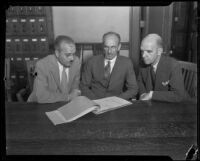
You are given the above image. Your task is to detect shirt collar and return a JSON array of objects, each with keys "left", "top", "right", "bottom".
[
  {"left": 152, "top": 61, "right": 159, "bottom": 70},
  {"left": 57, "top": 60, "right": 63, "bottom": 71},
  {"left": 152, "top": 56, "right": 161, "bottom": 72},
  {"left": 104, "top": 55, "right": 117, "bottom": 64}
]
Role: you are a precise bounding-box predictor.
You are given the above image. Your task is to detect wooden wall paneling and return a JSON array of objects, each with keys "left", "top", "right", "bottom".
[{"left": 129, "top": 7, "right": 141, "bottom": 76}]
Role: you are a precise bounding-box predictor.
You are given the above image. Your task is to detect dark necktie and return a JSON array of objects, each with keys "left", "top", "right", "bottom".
[
  {"left": 60, "top": 67, "right": 68, "bottom": 94},
  {"left": 150, "top": 66, "right": 156, "bottom": 89},
  {"left": 104, "top": 60, "right": 111, "bottom": 79}
]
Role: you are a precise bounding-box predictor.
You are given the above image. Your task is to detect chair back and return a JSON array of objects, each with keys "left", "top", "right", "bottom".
[
  {"left": 5, "top": 58, "right": 12, "bottom": 101},
  {"left": 26, "top": 59, "right": 38, "bottom": 92},
  {"left": 178, "top": 61, "right": 197, "bottom": 98},
  {"left": 92, "top": 44, "right": 103, "bottom": 56}
]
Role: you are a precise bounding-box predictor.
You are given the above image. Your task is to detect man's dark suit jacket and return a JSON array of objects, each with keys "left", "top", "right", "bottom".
[
  {"left": 80, "top": 55, "right": 138, "bottom": 100},
  {"left": 138, "top": 54, "right": 186, "bottom": 102}
]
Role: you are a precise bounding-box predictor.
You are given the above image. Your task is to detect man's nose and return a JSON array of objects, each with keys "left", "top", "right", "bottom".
[
  {"left": 108, "top": 48, "right": 112, "bottom": 53},
  {"left": 142, "top": 52, "right": 147, "bottom": 58},
  {"left": 69, "top": 55, "right": 74, "bottom": 61}
]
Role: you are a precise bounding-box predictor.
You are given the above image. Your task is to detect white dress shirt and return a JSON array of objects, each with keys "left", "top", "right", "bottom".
[
  {"left": 57, "top": 61, "right": 69, "bottom": 83},
  {"left": 152, "top": 60, "right": 159, "bottom": 73},
  {"left": 140, "top": 58, "right": 160, "bottom": 100},
  {"left": 104, "top": 56, "right": 117, "bottom": 73}
]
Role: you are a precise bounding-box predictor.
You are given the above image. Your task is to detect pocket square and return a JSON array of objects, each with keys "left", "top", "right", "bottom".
[{"left": 162, "top": 80, "right": 169, "bottom": 86}]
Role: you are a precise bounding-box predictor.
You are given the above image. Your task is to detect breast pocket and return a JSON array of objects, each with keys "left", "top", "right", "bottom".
[{"left": 159, "top": 79, "right": 170, "bottom": 91}]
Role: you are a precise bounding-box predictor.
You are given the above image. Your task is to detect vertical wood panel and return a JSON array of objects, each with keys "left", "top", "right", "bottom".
[
  {"left": 129, "top": 7, "right": 141, "bottom": 76},
  {"left": 141, "top": 6, "right": 173, "bottom": 55}
]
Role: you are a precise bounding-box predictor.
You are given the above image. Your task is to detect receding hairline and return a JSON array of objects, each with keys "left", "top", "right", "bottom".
[
  {"left": 102, "top": 32, "right": 121, "bottom": 43},
  {"left": 54, "top": 35, "right": 75, "bottom": 50},
  {"left": 142, "top": 33, "right": 163, "bottom": 48}
]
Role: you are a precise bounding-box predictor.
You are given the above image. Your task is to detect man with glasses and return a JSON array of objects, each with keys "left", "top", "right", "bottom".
[
  {"left": 80, "top": 31, "right": 138, "bottom": 100},
  {"left": 28, "top": 35, "right": 81, "bottom": 103}
]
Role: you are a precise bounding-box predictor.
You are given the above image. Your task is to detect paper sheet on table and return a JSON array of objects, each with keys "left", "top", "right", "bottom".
[
  {"left": 45, "top": 96, "right": 99, "bottom": 125},
  {"left": 93, "top": 96, "right": 132, "bottom": 114}
]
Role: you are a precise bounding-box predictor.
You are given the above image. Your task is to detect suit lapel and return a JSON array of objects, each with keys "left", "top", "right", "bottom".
[
  {"left": 49, "top": 55, "right": 62, "bottom": 92},
  {"left": 146, "top": 66, "right": 154, "bottom": 91},
  {"left": 99, "top": 55, "right": 105, "bottom": 79},
  {"left": 108, "top": 56, "right": 120, "bottom": 88},
  {"left": 95, "top": 55, "right": 105, "bottom": 81},
  {"left": 98, "top": 55, "right": 109, "bottom": 87},
  {"left": 154, "top": 55, "right": 166, "bottom": 90},
  {"left": 68, "top": 62, "right": 75, "bottom": 92}
]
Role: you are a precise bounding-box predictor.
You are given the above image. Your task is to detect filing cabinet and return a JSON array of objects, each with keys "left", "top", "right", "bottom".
[
  {"left": 19, "top": 18, "right": 29, "bottom": 35},
  {"left": 11, "top": 18, "right": 20, "bottom": 35},
  {"left": 18, "top": 6, "right": 27, "bottom": 15},
  {"left": 5, "top": 6, "right": 54, "bottom": 101},
  {"left": 6, "top": 38, "right": 14, "bottom": 53},
  {"left": 30, "top": 38, "right": 39, "bottom": 53},
  {"left": 37, "top": 17, "right": 47, "bottom": 34},
  {"left": 6, "top": 6, "right": 18, "bottom": 16},
  {"left": 26, "top": 6, "right": 36, "bottom": 15},
  {"left": 39, "top": 37, "right": 49, "bottom": 53},
  {"left": 29, "top": 18, "right": 37, "bottom": 35},
  {"left": 22, "top": 38, "right": 31, "bottom": 53},
  {"left": 6, "top": 6, "right": 54, "bottom": 56},
  {"left": 13, "top": 38, "right": 22, "bottom": 54}
]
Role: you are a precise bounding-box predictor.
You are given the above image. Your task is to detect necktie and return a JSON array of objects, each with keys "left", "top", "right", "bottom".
[
  {"left": 60, "top": 67, "right": 68, "bottom": 94},
  {"left": 150, "top": 66, "right": 156, "bottom": 89},
  {"left": 104, "top": 60, "right": 111, "bottom": 79}
]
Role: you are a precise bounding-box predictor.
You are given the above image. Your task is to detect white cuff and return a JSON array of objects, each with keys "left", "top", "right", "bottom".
[{"left": 149, "top": 91, "right": 153, "bottom": 99}]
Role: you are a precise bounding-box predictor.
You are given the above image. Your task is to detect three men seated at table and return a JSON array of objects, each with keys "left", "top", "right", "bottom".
[{"left": 28, "top": 32, "right": 186, "bottom": 103}]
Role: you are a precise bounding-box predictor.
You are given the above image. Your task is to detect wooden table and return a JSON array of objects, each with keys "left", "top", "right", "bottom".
[{"left": 5, "top": 100, "right": 197, "bottom": 160}]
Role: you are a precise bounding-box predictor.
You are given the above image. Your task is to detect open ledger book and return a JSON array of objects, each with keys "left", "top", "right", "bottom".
[{"left": 46, "top": 96, "right": 132, "bottom": 125}]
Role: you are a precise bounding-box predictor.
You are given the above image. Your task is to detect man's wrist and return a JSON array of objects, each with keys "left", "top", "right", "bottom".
[
  {"left": 149, "top": 91, "right": 153, "bottom": 99},
  {"left": 140, "top": 93, "right": 146, "bottom": 99}
]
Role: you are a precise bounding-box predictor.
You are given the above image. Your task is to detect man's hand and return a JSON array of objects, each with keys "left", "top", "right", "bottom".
[
  {"left": 68, "top": 89, "right": 81, "bottom": 102},
  {"left": 140, "top": 91, "right": 153, "bottom": 100}
]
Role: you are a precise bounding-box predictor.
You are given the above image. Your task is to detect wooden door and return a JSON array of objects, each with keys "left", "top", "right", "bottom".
[{"left": 170, "top": 2, "right": 194, "bottom": 61}]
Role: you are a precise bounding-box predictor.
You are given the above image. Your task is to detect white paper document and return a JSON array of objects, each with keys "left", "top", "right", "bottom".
[
  {"left": 45, "top": 96, "right": 132, "bottom": 125},
  {"left": 93, "top": 96, "right": 132, "bottom": 114}
]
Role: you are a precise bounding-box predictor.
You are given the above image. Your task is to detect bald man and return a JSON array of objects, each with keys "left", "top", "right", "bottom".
[{"left": 138, "top": 33, "right": 186, "bottom": 102}]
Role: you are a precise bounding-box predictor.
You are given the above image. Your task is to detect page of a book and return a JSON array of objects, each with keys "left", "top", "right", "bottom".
[
  {"left": 93, "top": 96, "right": 132, "bottom": 114},
  {"left": 45, "top": 96, "right": 99, "bottom": 125}
]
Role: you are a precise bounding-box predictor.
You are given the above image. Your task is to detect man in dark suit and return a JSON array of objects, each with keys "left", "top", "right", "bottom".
[
  {"left": 28, "top": 35, "right": 81, "bottom": 103},
  {"left": 138, "top": 33, "right": 186, "bottom": 102},
  {"left": 80, "top": 31, "right": 138, "bottom": 100}
]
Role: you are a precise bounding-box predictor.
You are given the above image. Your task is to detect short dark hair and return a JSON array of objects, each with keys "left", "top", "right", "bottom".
[
  {"left": 54, "top": 35, "right": 75, "bottom": 50},
  {"left": 102, "top": 31, "right": 121, "bottom": 44}
]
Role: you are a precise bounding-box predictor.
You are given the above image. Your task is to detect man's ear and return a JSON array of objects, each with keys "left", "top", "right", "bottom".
[
  {"left": 117, "top": 43, "right": 121, "bottom": 51},
  {"left": 157, "top": 47, "right": 163, "bottom": 55},
  {"left": 55, "top": 50, "right": 59, "bottom": 57}
]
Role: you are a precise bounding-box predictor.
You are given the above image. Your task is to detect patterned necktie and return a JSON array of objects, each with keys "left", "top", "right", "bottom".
[
  {"left": 104, "top": 60, "right": 111, "bottom": 79},
  {"left": 60, "top": 67, "right": 68, "bottom": 94},
  {"left": 150, "top": 65, "right": 156, "bottom": 89}
]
